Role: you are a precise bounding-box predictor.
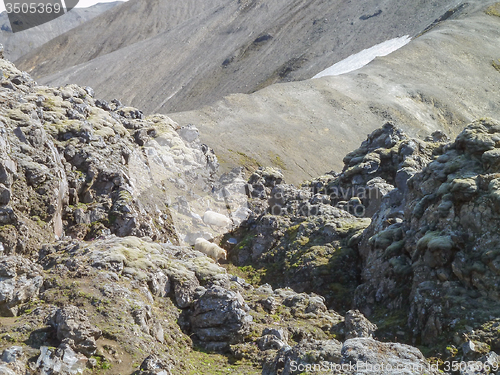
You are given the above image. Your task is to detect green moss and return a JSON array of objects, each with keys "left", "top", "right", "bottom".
[
  {"left": 68, "top": 202, "right": 89, "bottom": 210},
  {"left": 416, "top": 231, "right": 440, "bottom": 251},
  {"left": 234, "top": 233, "right": 255, "bottom": 251},
  {"left": 327, "top": 283, "right": 352, "bottom": 306},
  {"left": 91, "top": 355, "right": 112, "bottom": 370},
  {"left": 7, "top": 108, "right": 31, "bottom": 123},
  {"left": 237, "top": 265, "right": 267, "bottom": 286},
  {"left": 227, "top": 149, "right": 262, "bottom": 170},
  {"left": 31, "top": 216, "right": 46, "bottom": 227},
  {"left": 94, "top": 127, "right": 115, "bottom": 139},
  {"left": 383, "top": 240, "right": 405, "bottom": 259},
  {"left": 118, "top": 190, "right": 133, "bottom": 202},
  {"left": 269, "top": 152, "right": 286, "bottom": 170},
  {"left": 3, "top": 334, "right": 15, "bottom": 342},
  {"left": 285, "top": 223, "right": 304, "bottom": 243},
  {"left": 42, "top": 96, "right": 57, "bottom": 110},
  {"left": 335, "top": 219, "right": 371, "bottom": 238},
  {"left": 389, "top": 257, "right": 412, "bottom": 276},
  {"left": 45, "top": 119, "right": 83, "bottom": 138},
  {"left": 108, "top": 212, "right": 118, "bottom": 225},
  {"left": 427, "top": 235, "right": 453, "bottom": 252},
  {"left": 244, "top": 329, "right": 261, "bottom": 341},
  {"left": 493, "top": 60, "right": 500, "bottom": 73},
  {"left": 446, "top": 345, "right": 458, "bottom": 356},
  {"left": 417, "top": 231, "right": 453, "bottom": 252},
  {"left": 370, "top": 227, "right": 402, "bottom": 250},
  {"left": 370, "top": 307, "right": 409, "bottom": 342},
  {"left": 436, "top": 183, "right": 450, "bottom": 196},
  {"left": 296, "top": 236, "right": 309, "bottom": 246},
  {"left": 486, "top": 3, "right": 500, "bottom": 17}
]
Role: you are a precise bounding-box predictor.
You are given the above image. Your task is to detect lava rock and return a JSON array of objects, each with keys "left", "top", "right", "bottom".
[
  {"left": 189, "top": 286, "right": 253, "bottom": 351},
  {"left": 0, "top": 256, "right": 43, "bottom": 316},
  {"left": 49, "top": 305, "right": 102, "bottom": 356},
  {"left": 345, "top": 309, "right": 377, "bottom": 339}
]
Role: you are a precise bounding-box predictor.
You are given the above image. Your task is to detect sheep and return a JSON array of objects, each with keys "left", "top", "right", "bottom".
[
  {"left": 203, "top": 210, "right": 232, "bottom": 228},
  {"left": 194, "top": 238, "right": 227, "bottom": 263}
]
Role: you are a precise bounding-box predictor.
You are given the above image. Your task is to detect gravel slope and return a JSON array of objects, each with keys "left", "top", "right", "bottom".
[
  {"left": 18, "top": 0, "right": 464, "bottom": 113},
  {"left": 169, "top": 1, "right": 500, "bottom": 184},
  {"left": 0, "top": 2, "right": 121, "bottom": 61}
]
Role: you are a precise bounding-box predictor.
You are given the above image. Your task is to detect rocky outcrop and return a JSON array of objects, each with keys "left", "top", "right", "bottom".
[
  {"left": 35, "top": 344, "right": 87, "bottom": 375},
  {"left": 3, "top": 51, "right": 500, "bottom": 374},
  {"left": 227, "top": 119, "right": 500, "bottom": 366},
  {"left": 0, "top": 57, "right": 250, "bottom": 258},
  {"left": 189, "top": 286, "right": 253, "bottom": 351},
  {"left": 262, "top": 339, "right": 342, "bottom": 375},
  {"left": 403, "top": 119, "right": 500, "bottom": 345},
  {"left": 35, "top": 235, "right": 365, "bottom": 373},
  {"left": 49, "top": 306, "right": 102, "bottom": 356},
  {"left": 346, "top": 119, "right": 500, "bottom": 354},
  {"left": 332, "top": 123, "right": 445, "bottom": 216},
  {"left": 229, "top": 124, "right": 447, "bottom": 314},
  {"left": 0, "top": 56, "right": 255, "bottom": 372},
  {"left": 231, "top": 168, "right": 370, "bottom": 312},
  {"left": 261, "top": 319, "right": 438, "bottom": 375},
  {"left": 341, "top": 338, "right": 439, "bottom": 375},
  {"left": 350, "top": 127, "right": 448, "bottom": 322},
  {"left": 0, "top": 256, "right": 43, "bottom": 316},
  {"left": 0, "top": 346, "right": 31, "bottom": 375},
  {"left": 345, "top": 309, "right": 377, "bottom": 339},
  {"left": 257, "top": 328, "right": 289, "bottom": 351},
  {"left": 138, "top": 354, "right": 174, "bottom": 375}
]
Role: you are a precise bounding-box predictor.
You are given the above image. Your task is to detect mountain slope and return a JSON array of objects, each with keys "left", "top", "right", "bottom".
[
  {"left": 19, "top": 0, "right": 463, "bottom": 113},
  {"left": 168, "top": 1, "right": 500, "bottom": 184},
  {"left": 0, "top": 2, "right": 121, "bottom": 61},
  {"left": 15, "top": 0, "right": 231, "bottom": 77}
]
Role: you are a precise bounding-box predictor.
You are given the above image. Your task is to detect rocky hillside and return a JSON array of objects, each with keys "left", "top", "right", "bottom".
[
  {"left": 17, "top": 0, "right": 463, "bottom": 113},
  {"left": 2, "top": 41, "right": 500, "bottom": 374},
  {"left": 0, "top": 3, "right": 121, "bottom": 62},
  {"left": 229, "top": 118, "right": 500, "bottom": 370}
]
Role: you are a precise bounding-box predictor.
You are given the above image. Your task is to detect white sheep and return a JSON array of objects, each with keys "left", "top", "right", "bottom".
[
  {"left": 194, "top": 238, "right": 227, "bottom": 263},
  {"left": 203, "top": 210, "right": 232, "bottom": 228}
]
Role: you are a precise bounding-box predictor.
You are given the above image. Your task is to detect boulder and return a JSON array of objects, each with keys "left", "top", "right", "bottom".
[
  {"left": 257, "top": 328, "right": 289, "bottom": 351},
  {"left": 49, "top": 306, "right": 102, "bottom": 356},
  {"left": 0, "top": 256, "right": 43, "bottom": 316},
  {"left": 0, "top": 183, "right": 11, "bottom": 205},
  {"left": 189, "top": 286, "right": 253, "bottom": 350},
  {"left": 148, "top": 271, "right": 171, "bottom": 298},
  {"left": 341, "top": 338, "right": 439, "bottom": 374},
  {"left": 171, "top": 273, "right": 200, "bottom": 309},
  {"left": 345, "top": 310, "right": 377, "bottom": 339},
  {"left": 35, "top": 344, "right": 87, "bottom": 375},
  {"left": 262, "top": 339, "right": 342, "bottom": 375},
  {"left": 0, "top": 346, "right": 28, "bottom": 375},
  {"left": 138, "top": 354, "right": 173, "bottom": 375}
]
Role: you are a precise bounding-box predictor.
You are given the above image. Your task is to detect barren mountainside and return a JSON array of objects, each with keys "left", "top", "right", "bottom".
[
  {"left": 15, "top": 0, "right": 231, "bottom": 82},
  {"left": 0, "top": 2, "right": 121, "bottom": 62},
  {"left": 16, "top": 0, "right": 500, "bottom": 185},
  {"left": 170, "top": 1, "right": 500, "bottom": 184},
  {"left": 19, "top": 0, "right": 464, "bottom": 113}
]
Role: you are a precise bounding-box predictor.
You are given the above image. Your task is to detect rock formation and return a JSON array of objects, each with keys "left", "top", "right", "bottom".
[{"left": 1, "top": 44, "right": 500, "bottom": 374}]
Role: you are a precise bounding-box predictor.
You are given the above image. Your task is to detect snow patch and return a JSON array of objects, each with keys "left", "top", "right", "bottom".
[{"left": 313, "top": 35, "right": 411, "bottom": 78}]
